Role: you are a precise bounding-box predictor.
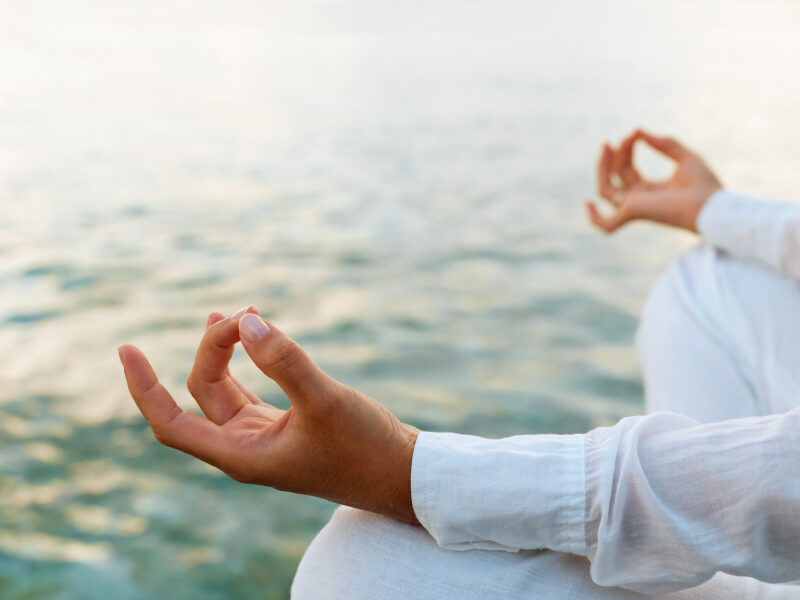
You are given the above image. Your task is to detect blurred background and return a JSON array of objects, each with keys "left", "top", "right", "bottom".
[{"left": 1, "top": 0, "right": 799, "bottom": 598}]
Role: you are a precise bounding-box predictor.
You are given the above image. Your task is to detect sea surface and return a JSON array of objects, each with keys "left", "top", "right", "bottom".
[{"left": 2, "top": 1, "right": 800, "bottom": 598}]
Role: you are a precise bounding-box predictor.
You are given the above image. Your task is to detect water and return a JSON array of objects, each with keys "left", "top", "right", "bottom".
[{"left": 2, "top": 0, "right": 800, "bottom": 597}]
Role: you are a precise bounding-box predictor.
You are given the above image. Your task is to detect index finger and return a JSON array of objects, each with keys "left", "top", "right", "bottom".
[
  {"left": 191, "top": 309, "right": 253, "bottom": 385},
  {"left": 186, "top": 306, "right": 258, "bottom": 424},
  {"left": 596, "top": 143, "right": 619, "bottom": 202},
  {"left": 613, "top": 130, "right": 642, "bottom": 187}
]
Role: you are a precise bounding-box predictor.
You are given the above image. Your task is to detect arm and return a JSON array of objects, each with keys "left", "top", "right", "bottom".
[
  {"left": 587, "top": 129, "right": 800, "bottom": 282},
  {"left": 411, "top": 409, "right": 800, "bottom": 594},
  {"left": 698, "top": 189, "right": 800, "bottom": 282},
  {"left": 120, "top": 308, "right": 800, "bottom": 594}
]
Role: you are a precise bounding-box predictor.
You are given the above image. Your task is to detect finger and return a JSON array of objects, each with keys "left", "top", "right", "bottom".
[
  {"left": 208, "top": 309, "right": 262, "bottom": 404},
  {"left": 238, "top": 313, "right": 330, "bottom": 410},
  {"left": 118, "top": 344, "right": 222, "bottom": 463},
  {"left": 119, "top": 344, "right": 182, "bottom": 427},
  {"left": 614, "top": 131, "right": 643, "bottom": 188},
  {"left": 186, "top": 306, "right": 258, "bottom": 424},
  {"left": 636, "top": 129, "right": 690, "bottom": 161},
  {"left": 192, "top": 315, "right": 241, "bottom": 384},
  {"left": 585, "top": 200, "right": 633, "bottom": 234},
  {"left": 207, "top": 312, "right": 229, "bottom": 374},
  {"left": 207, "top": 312, "right": 225, "bottom": 329},
  {"left": 596, "top": 143, "right": 620, "bottom": 203},
  {"left": 207, "top": 313, "right": 232, "bottom": 381}
]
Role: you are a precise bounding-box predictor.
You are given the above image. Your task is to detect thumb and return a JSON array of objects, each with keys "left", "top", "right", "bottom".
[{"left": 238, "top": 313, "right": 327, "bottom": 407}]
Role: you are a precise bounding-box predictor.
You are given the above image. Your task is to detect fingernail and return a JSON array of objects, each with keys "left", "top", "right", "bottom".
[
  {"left": 230, "top": 306, "right": 250, "bottom": 320},
  {"left": 240, "top": 313, "right": 269, "bottom": 342}
]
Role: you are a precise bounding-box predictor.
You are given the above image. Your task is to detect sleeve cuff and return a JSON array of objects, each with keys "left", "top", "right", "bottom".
[
  {"left": 695, "top": 188, "right": 746, "bottom": 245},
  {"left": 695, "top": 188, "right": 728, "bottom": 241},
  {"left": 696, "top": 189, "right": 800, "bottom": 277},
  {"left": 411, "top": 430, "right": 587, "bottom": 555}
]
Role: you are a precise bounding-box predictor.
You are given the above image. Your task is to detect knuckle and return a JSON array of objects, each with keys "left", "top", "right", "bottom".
[
  {"left": 266, "top": 339, "right": 303, "bottom": 373},
  {"left": 185, "top": 376, "right": 205, "bottom": 401},
  {"left": 152, "top": 427, "right": 174, "bottom": 448}
]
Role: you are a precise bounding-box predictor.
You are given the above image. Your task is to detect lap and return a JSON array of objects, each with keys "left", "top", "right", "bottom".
[
  {"left": 293, "top": 507, "right": 798, "bottom": 600},
  {"left": 292, "top": 507, "right": 641, "bottom": 600}
]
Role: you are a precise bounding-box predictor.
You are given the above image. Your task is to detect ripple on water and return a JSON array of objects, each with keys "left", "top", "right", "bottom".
[
  {"left": 22, "top": 264, "right": 68, "bottom": 278},
  {"left": 61, "top": 274, "right": 101, "bottom": 291},
  {"left": 117, "top": 317, "right": 203, "bottom": 337},
  {"left": 5, "top": 0, "right": 794, "bottom": 597},
  {"left": 171, "top": 273, "right": 225, "bottom": 290},
  {"left": 4, "top": 310, "right": 62, "bottom": 325}
]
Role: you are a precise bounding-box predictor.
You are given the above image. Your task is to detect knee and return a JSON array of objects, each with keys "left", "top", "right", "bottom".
[
  {"left": 292, "top": 509, "right": 618, "bottom": 600},
  {"left": 635, "top": 244, "right": 715, "bottom": 353},
  {"left": 291, "top": 507, "right": 430, "bottom": 599},
  {"left": 292, "top": 507, "right": 369, "bottom": 599}
]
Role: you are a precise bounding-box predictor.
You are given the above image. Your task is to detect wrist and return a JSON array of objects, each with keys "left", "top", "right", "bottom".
[{"left": 382, "top": 422, "right": 420, "bottom": 524}]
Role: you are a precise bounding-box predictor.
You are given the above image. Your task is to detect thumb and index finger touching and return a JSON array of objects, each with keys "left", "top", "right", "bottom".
[
  {"left": 185, "top": 306, "right": 260, "bottom": 424},
  {"left": 608, "top": 129, "right": 690, "bottom": 191},
  {"left": 117, "top": 307, "right": 261, "bottom": 462},
  {"left": 634, "top": 129, "right": 691, "bottom": 162},
  {"left": 120, "top": 308, "right": 325, "bottom": 439},
  {"left": 588, "top": 129, "right": 691, "bottom": 233},
  {"left": 608, "top": 129, "right": 691, "bottom": 188}
]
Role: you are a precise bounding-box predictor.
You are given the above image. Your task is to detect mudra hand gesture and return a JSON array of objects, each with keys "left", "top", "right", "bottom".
[
  {"left": 586, "top": 129, "right": 723, "bottom": 233},
  {"left": 119, "top": 308, "right": 420, "bottom": 523}
]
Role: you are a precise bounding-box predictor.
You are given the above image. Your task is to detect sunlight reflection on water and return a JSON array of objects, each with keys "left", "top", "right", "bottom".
[{"left": 2, "top": 0, "right": 800, "bottom": 597}]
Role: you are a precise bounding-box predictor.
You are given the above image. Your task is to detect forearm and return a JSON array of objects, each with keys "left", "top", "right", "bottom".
[
  {"left": 410, "top": 409, "right": 800, "bottom": 594},
  {"left": 411, "top": 431, "right": 586, "bottom": 554},
  {"left": 697, "top": 190, "right": 800, "bottom": 282}
]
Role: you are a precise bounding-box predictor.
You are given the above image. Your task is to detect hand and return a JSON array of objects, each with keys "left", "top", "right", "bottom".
[
  {"left": 118, "top": 308, "right": 420, "bottom": 524},
  {"left": 586, "top": 129, "right": 723, "bottom": 233}
]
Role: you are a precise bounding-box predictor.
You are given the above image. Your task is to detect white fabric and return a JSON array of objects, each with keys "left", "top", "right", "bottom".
[
  {"left": 293, "top": 507, "right": 799, "bottom": 599},
  {"left": 292, "top": 190, "right": 800, "bottom": 599},
  {"left": 412, "top": 410, "right": 800, "bottom": 594},
  {"left": 411, "top": 431, "right": 586, "bottom": 555},
  {"left": 698, "top": 189, "right": 800, "bottom": 282}
]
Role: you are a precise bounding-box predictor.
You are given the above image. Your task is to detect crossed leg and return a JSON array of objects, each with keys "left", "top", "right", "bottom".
[
  {"left": 292, "top": 244, "right": 800, "bottom": 599},
  {"left": 637, "top": 244, "right": 800, "bottom": 421}
]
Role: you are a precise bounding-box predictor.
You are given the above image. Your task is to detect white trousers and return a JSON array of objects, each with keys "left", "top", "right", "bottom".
[{"left": 292, "top": 245, "right": 800, "bottom": 599}]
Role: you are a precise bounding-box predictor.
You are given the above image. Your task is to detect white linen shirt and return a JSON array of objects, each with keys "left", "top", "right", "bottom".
[{"left": 410, "top": 190, "right": 800, "bottom": 595}]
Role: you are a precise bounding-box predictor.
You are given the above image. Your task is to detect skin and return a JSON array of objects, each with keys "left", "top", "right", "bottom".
[
  {"left": 119, "top": 308, "right": 420, "bottom": 524},
  {"left": 119, "top": 129, "right": 722, "bottom": 524},
  {"left": 586, "top": 128, "right": 722, "bottom": 234}
]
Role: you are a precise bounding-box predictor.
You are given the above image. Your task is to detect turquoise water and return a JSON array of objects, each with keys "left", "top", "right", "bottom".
[{"left": 2, "top": 1, "right": 800, "bottom": 598}]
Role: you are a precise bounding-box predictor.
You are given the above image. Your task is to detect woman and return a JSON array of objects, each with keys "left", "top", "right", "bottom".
[{"left": 119, "top": 130, "right": 800, "bottom": 598}]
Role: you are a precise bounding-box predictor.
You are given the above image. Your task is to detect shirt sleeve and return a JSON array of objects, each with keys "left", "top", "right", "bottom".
[
  {"left": 697, "top": 189, "right": 800, "bottom": 282},
  {"left": 410, "top": 408, "right": 800, "bottom": 595}
]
